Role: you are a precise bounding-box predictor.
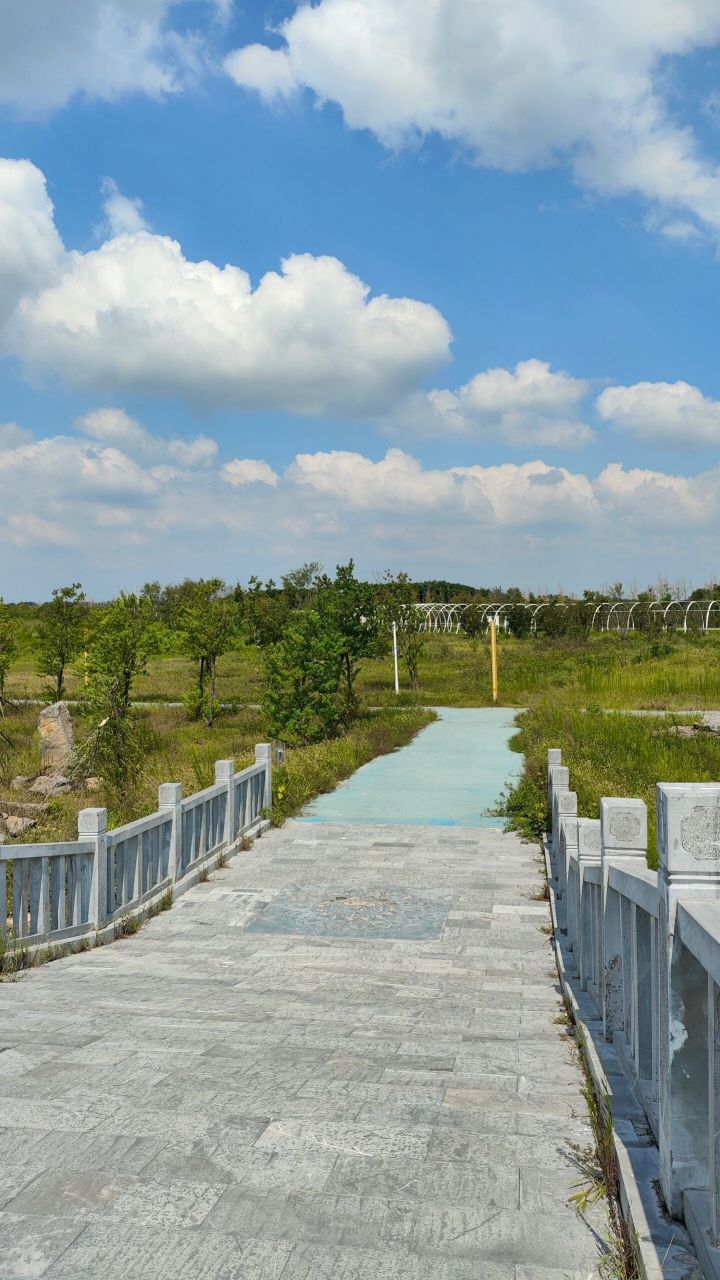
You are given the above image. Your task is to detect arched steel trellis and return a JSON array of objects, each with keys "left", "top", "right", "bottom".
[{"left": 412, "top": 599, "right": 720, "bottom": 635}]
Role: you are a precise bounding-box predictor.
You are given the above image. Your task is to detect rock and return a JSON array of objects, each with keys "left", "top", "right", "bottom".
[
  {"left": 669, "top": 725, "right": 697, "bottom": 737},
  {"left": 1, "top": 801, "right": 46, "bottom": 818},
  {"left": 0, "top": 817, "right": 8, "bottom": 842},
  {"left": 38, "top": 701, "right": 74, "bottom": 774},
  {"left": 83, "top": 777, "right": 103, "bottom": 793},
  {"left": 700, "top": 712, "right": 720, "bottom": 734},
  {"left": 4, "top": 815, "right": 36, "bottom": 836},
  {"left": 10, "top": 776, "right": 30, "bottom": 791},
  {"left": 29, "top": 774, "right": 71, "bottom": 796}
]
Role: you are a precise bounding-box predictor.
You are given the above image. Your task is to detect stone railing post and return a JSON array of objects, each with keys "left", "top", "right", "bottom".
[
  {"left": 558, "top": 803, "right": 579, "bottom": 916},
  {"left": 657, "top": 783, "right": 720, "bottom": 1218},
  {"left": 549, "top": 765, "right": 569, "bottom": 854},
  {"left": 575, "top": 817, "right": 601, "bottom": 989},
  {"left": 600, "top": 798, "right": 647, "bottom": 1043},
  {"left": 215, "top": 759, "right": 236, "bottom": 850},
  {"left": 553, "top": 788, "right": 576, "bottom": 899},
  {"left": 158, "top": 783, "right": 183, "bottom": 883},
  {"left": 547, "top": 747, "right": 562, "bottom": 809},
  {"left": 81, "top": 807, "right": 108, "bottom": 931},
  {"left": 256, "top": 743, "right": 273, "bottom": 812}
]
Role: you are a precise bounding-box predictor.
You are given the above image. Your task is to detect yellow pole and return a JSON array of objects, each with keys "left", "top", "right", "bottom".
[
  {"left": 490, "top": 617, "right": 499, "bottom": 703},
  {"left": 84, "top": 650, "right": 89, "bottom": 687}
]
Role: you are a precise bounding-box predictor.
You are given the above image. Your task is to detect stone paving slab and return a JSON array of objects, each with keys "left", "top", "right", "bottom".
[{"left": 0, "top": 822, "right": 608, "bottom": 1277}]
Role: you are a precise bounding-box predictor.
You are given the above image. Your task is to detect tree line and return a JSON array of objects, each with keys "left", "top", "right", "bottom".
[{"left": 0, "top": 566, "right": 431, "bottom": 795}]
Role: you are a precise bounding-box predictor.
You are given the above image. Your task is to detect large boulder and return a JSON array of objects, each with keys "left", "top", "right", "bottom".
[{"left": 38, "top": 702, "right": 74, "bottom": 774}]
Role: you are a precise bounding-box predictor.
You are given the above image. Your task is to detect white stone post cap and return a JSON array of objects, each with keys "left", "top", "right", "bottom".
[
  {"left": 158, "top": 782, "right": 182, "bottom": 805},
  {"left": 214, "top": 759, "right": 235, "bottom": 782},
  {"left": 600, "top": 797, "right": 647, "bottom": 853},
  {"left": 577, "top": 817, "right": 601, "bottom": 859},
  {"left": 78, "top": 807, "right": 107, "bottom": 835},
  {"left": 556, "top": 790, "right": 577, "bottom": 816},
  {"left": 559, "top": 813, "right": 580, "bottom": 851},
  {"left": 547, "top": 748, "right": 562, "bottom": 768},
  {"left": 657, "top": 783, "right": 720, "bottom": 875}
]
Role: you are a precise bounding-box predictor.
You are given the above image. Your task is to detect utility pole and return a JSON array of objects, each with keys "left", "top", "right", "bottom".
[{"left": 392, "top": 621, "right": 400, "bottom": 695}]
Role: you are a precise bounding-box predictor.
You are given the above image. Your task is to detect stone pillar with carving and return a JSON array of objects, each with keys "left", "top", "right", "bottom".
[
  {"left": 574, "top": 817, "right": 601, "bottom": 990},
  {"left": 657, "top": 783, "right": 720, "bottom": 1218},
  {"left": 553, "top": 788, "right": 576, "bottom": 900},
  {"left": 600, "top": 798, "right": 647, "bottom": 1043}
]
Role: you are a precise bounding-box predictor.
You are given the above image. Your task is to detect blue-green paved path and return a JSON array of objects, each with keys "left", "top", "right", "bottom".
[{"left": 300, "top": 707, "right": 523, "bottom": 827}]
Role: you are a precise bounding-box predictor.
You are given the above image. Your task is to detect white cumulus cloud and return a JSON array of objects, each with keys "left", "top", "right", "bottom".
[
  {"left": 398, "top": 359, "right": 593, "bottom": 446},
  {"left": 0, "top": 158, "right": 451, "bottom": 416},
  {"left": 100, "top": 178, "right": 149, "bottom": 236},
  {"left": 597, "top": 379, "right": 720, "bottom": 445},
  {"left": 3, "top": 412, "right": 720, "bottom": 593},
  {"left": 0, "top": 0, "right": 219, "bottom": 114},
  {"left": 222, "top": 458, "right": 279, "bottom": 487},
  {"left": 226, "top": 0, "right": 720, "bottom": 240}
]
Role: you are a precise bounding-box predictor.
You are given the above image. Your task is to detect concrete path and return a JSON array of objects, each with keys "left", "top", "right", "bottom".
[
  {"left": 301, "top": 707, "right": 523, "bottom": 828},
  {"left": 0, "top": 722, "right": 606, "bottom": 1279}
]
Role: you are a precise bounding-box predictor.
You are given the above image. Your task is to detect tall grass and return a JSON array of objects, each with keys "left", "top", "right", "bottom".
[
  {"left": 0, "top": 704, "right": 434, "bottom": 843},
  {"left": 501, "top": 706, "right": 720, "bottom": 868}
]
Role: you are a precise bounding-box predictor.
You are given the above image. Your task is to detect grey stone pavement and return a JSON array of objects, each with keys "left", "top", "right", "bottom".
[{"left": 0, "top": 822, "right": 607, "bottom": 1279}]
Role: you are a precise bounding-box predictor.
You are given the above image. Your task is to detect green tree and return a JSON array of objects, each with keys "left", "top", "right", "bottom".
[
  {"left": 36, "top": 583, "right": 86, "bottom": 701},
  {"left": 281, "top": 561, "right": 322, "bottom": 609},
  {"left": 72, "top": 593, "right": 155, "bottom": 794},
  {"left": 0, "top": 598, "right": 16, "bottom": 712},
  {"left": 243, "top": 576, "right": 291, "bottom": 648},
  {"left": 378, "top": 572, "right": 427, "bottom": 691},
  {"left": 315, "top": 561, "right": 379, "bottom": 718},
  {"left": 263, "top": 609, "right": 344, "bottom": 744},
  {"left": 180, "top": 579, "right": 238, "bottom": 726}
]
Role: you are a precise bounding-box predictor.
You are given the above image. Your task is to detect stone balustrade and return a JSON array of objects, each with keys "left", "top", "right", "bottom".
[
  {"left": 547, "top": 749, "right": 720, "bottom": 1277},
  {"left": 0, "top": 746, "right": 273, "bottom": 955}
]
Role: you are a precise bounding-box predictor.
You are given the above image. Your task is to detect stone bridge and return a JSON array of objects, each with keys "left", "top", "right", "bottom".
[{"left": 2, "top": 710, "right": 611, "bottom": 1279}]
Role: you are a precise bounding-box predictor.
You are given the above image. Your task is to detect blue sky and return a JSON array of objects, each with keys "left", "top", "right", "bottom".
[{"left": 2, "top": 0, "right": 720, "bottom": 597}]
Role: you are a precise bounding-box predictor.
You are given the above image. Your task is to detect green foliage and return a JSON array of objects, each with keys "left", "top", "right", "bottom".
[
  {"left": 35, "top": 583, "right": 86, "bottom": 700},
  {"left": 378, "top": 571, "right": 427, "bottom": 690},
  {"left": 264, "top": 608, "right": 346, "bottom": 744},
  {"left": 315, "top": 560, "right": 380, "bottom": 716},
  {"left": 179, "top": 579, "right": 238, "bottom": 726},
  {"left": 459, "top": 603, "right": 487, "bottom": 638},
  {"left": 243, "top": 576, "right": 292, "bottom": 648},
  {"left": 280, "top": 561, "right": 322, "bottom": 609},
  {"left": 72, "top": 593, "right": 156, "bottom": 794},
  {"left": 0, "top": 598, "right": 17, "bottom": 708}
]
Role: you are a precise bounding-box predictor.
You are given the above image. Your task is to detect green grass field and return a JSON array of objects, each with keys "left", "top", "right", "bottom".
[
  {"left": 8, "top": 628, "right": 720, "bottom": 710},
  {"left": 4, "top": 627, "right": 720, "bottom": 861}
]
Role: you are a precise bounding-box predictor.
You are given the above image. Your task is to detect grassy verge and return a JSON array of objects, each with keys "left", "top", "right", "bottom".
[
  {"left": 0, "top": 704, "right": 434, "bottom": 842},
  {"left": 499, "top": 704, "right": 720, "bottom": 867}
]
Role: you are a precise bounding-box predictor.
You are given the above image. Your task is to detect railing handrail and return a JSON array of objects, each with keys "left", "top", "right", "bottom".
[
  {"left": 107, "top": 809, "right": 172, "bottom": 844},
  {"left": 606, "top": 859, "right": 659, "bottom": 918},
  {"left": 1, "top": 743, "right": 275, "bottom": 954},
  {"left": 180, "top": 779, "right": 226, "bottom": 811},
  {"left": 546, "top": 743, "right": 720, "bottom": 1264},
  {"left": 676, "top": 900, "right": 720, "bottom": 989},
  {"left": 0, "top": 840, "right": 94, "bottom": 862},
  {"left": 234, "top": 760, "right": 265, "bottom": 782}
]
